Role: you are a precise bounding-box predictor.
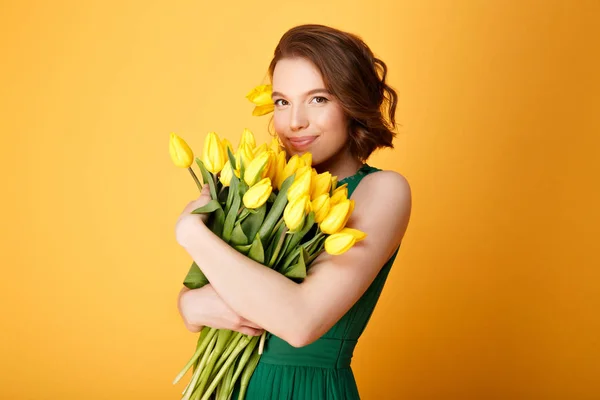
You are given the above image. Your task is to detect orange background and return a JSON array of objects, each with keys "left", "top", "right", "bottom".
[{"left": 1, "top": 1, "right": 599, "bottom": 399}]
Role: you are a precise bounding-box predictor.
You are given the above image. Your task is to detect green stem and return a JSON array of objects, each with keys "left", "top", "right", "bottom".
[
  {"left": 183, "top": 334, "right": 217, "bottom": 400},
  {"left": 268, "top": 226, "right": 289, "bottom": 267},
  {"left": 173, "top": 327, "right": 218, "bottom": 385},
  {"left": 200, "top": 335, "right": 252, "bottom": 400},
  {"left": 188, "top": 167, "right": 203, "bottom": 193}
]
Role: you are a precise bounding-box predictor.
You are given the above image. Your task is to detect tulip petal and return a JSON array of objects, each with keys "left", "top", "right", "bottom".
[
  {"left": 252, "top": 104, "right": 275, "bottom": 116},
  {"left": 324, "top": 232, "right": 356, "bottom": 255}
]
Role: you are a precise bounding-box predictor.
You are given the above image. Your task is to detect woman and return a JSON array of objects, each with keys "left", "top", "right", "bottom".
[{"left": 176, "top": 24, "right": 412, "bottom": 399}]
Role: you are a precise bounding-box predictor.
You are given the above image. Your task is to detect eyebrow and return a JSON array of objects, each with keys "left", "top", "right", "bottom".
[{"left": 271, "top": 88, "right": 330, "bottom": 98}]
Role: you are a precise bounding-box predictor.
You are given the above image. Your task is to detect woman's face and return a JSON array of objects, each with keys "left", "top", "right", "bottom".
[{"left": 271, "top": 57, "right": 349, "bottom": 166}]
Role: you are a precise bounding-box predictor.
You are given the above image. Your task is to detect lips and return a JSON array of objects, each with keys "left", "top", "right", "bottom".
[{"left": 288, "top": 136, "right": 318, "bottom": 150}]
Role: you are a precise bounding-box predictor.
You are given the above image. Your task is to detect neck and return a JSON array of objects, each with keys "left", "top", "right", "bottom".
[{"left": 314, "top": 146, "right": 363, "bottom": 182}]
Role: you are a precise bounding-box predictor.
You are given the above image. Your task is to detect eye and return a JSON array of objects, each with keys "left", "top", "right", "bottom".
[
  {"left": 274, "top": 99, "right": 288, "bottom": 106},
  {"left": 311, "top": 96, "right": 329, "bottom": 104}
]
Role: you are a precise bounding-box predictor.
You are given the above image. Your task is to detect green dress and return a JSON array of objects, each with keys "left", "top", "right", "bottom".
[{"left": 232, "top": 164, "right": 401, "bottom": 400}]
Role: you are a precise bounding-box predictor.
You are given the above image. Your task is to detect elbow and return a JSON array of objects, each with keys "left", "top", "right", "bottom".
[{"left": 281, "top": 321, "right": 321, "bottom": 348}]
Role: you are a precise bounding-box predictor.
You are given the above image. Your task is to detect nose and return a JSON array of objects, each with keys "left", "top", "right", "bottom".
[{"left": 289, "top": 104, "right": 309, "bottom": 132}]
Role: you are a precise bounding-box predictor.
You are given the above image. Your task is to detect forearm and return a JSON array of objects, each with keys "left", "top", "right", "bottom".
[{"left": 182, "top": 221, "right": 307, "bottom": 346}]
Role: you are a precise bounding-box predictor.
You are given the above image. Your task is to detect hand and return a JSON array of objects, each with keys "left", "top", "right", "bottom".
[
  {"left": 178, "top": 284, "right": 264, "bottom": 336},
  {"left": 175, "top": 184, "right": 211, "bottom": 247}
]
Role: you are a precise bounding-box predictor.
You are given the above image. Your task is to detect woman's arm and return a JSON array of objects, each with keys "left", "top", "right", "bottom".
[
  {"left": 179, "top": 171, "right": 411, "bottom": 347},
  {"left": 177, "top": 284, "right": 265, "bottom": 336}
]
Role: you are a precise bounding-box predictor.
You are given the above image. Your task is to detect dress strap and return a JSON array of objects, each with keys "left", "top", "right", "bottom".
[{"left": 340, "top": 163, "right": 380, "bottom": 198}]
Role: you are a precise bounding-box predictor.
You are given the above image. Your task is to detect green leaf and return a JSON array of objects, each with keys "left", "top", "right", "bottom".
[
  {"left": 241, "top": 203, "right": 266, "bottom": 242},
  {"left": 268, "top": 225, "right": 289, "bottom": 268},
  {"left": 227, "top": 147, "right": 237, "bottom": 171},
  {"left": 222, "top": 188, "right": 241, "bottom": 243},
  {"left": 283, "top": 247, "right": 307, "bottom": 279},
  {"left": 265, "top": 218, "right": 285, "bottom": 262},
  {"left": 274, "top": 233, "right": 293, "bottom": 267},
  {"left": 230, "top": 222, "right": 248, "bottom": 246},
  {"left": 183, "top": 261, "right": 209, "bottom": 289},
  {"left": 248, "top": 233, "right": 265, "bottom": 264},
  {"left": 257, "top": 174, "right": 295, "bottom": 244},
  {"left": 213, "top": 207, "right": 226, "bottom": 237},
  {"left": 195, "top": 158, "right": 218, "bottom": 201},
  {"left": 225, "top": 172, "right": 239, "bottom": 214},
  {"left": 234, "top": 243, "right": 252, "bottom": 255},
  {"left": 191, "top": 199, "right": 221, "bottom": 214}
]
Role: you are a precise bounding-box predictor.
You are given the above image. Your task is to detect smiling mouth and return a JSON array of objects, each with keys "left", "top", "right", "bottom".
[{"left": 288, "top": 136, "right": 318, "bottom": 150}]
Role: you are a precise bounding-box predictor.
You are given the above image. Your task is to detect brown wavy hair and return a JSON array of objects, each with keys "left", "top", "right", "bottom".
[{"left": 267, "top": 24, "right": 399, "bottom": 162}]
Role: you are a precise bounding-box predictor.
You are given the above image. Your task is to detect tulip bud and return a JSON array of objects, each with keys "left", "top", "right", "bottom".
[
  {"left": 324, "top": 231, "right": 356, "bottom": 255},
  {"left": 331, "top": 175, "right": 338, "bottom": 192},
  {"left": 277, "top": 154, "right": 302, "bottom": 189},
  {"left": 222, "top": 138, "right": 234, "bottom": 154},
  {"left": 244, "top": 151, "right": 271, "bottom": 186},
  {"left": 253, "top": 143, "right": 268, "bottom": 157},
  {"left": 287, "top": 167, "right": 312, "bottom": 202},
  {"left": 246, "top": 84, "right": 275, "bottom": 116},
  {"left": 273, "top": 151, "right": 287, "bottom": 189},
  {"left": 236, "top": 142, "right": 254, "bottom": 170},
  {"left": 311, "top": 171, "right": 332, "bottom": 200},
  {"left": 269, "top": 137, "right": 282, "bottom": 155},
  {"left": 169, "top": 133, "right": 194, "bottom": 168},
  {"left": 219, "top": 161, "right": 234, "bottom": 187},
  {"left": 329, "top": 184, "right": 348, "bottom": 206},
  {"left": 242, "top": 178, "right": 272, "bottom": 209},
  {"left": 203, "top": 132, "right": 226, "bottom": 174},
  {"left": 284, "top": 194, "right": 311, "bottom": 232},
  {"left": 339, "top": 227, "right": 367, "bottom": 242},
  {"left": 319, "top": 199, "right": 352, "bottom": 234},
  {"left": 240, "top": 128, "right": 257, "bottom": 149},
  {"left": 311, "top": 193, "right": 331, "bottom": 223},
  {"left": 264, "top": 151, "right": 277, "bottom": 182},
  {"left": 300, "top": 152, "right": 312, "bottom": 167}
]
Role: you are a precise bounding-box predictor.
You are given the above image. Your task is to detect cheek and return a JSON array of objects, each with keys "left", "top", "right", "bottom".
[
  {"left": 273, "top": 113, "right": 287, "bottom": 135},
  {"left": 317, "top": 109, "right": 348, "bottom": 144}
]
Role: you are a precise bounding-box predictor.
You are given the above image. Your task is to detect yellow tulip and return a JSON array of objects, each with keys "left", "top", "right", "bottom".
[
  {"left": 273, "top": 151, "right": 287, "bottom": 189},
  {"left": 244, "top": 151, "right": 271, "bottom": 186},
  {"left": 277, "top": 154, "right": 303, "bottom": 189},
  {"left": 236, "top": 142, "right": 254, "bottom": 170},
  {"left": 320, "top": 199, "right": 352, "bottom": 234},
  {"left": 311, "top": 171, "right": 332, "bottom": 200},
  {"left": 242, "top": 178, "right": 272, "bottom": 209},
  {"left": 202, "top": 132, "right": 226, "bottom": 174},
  {"left": 240, "top": 128, "right": 256, "bottom": 149},
  {"left": 253, "top": 143, "right": 268, "bottom": 157},
  {"left": 329, "top": 184, "right": 348, "bottom": 206},
  {"left": 264, "top": 150, "right": 278, "bottom": 182},
  {"left": 283, "top": 194, "right": 311, "bottom": 232},
  {"left": 219, "top": 161, "right": 234, "bottom": 187},
  {"left": 287, "top": 167, "right": 312, "bottom": 202},
  {"left": 311, "top": 193, "right": 331, "bottom": 223},
  {"left": 343, "top": 199, "right": 355, "bottom": 228},
  {"left": 222, "top": 138, "right": 234, "bottom": 154},
  {"left": 246, "top": 84, "right": 275, "bottom": 116},
  {"left": 252, "top": 104, "right": 275, "bottom": 116},
  {"left": 269, "top": 137, "right": 282, "bottom": 155},
  {"left": 331, "top": 175, "right": 338, "bottom": 191},
  {"left": 300, "top": 152, "right": 312, "bottom": 167},
  {"left": 339, "top": 227, "right": 367, "bottom": 242},
  {"left": 324, "top": 231, "right": 356, "bottom": 255},
  {"left": 169, "top": 133, "right": 194, "bottom": 168}
]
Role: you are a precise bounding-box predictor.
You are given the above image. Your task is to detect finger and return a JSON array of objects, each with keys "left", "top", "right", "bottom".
[
  {"left": 238, "top": 326, "right": 263, "bottom": 336},
  {"left": 241, "top": 319, "right": 262, "bottom": 330}
]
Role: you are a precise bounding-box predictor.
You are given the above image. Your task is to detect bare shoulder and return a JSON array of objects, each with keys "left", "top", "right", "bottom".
[
  {"left": 352, "top": 169, "right": 412, "bottom": 215},
  {"left": 347, "top": 169, "right": 412, "bottom": 253}
]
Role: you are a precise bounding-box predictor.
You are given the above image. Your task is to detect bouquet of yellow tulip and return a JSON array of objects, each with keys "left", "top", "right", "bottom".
[{"left": 169, "top": 88, "right": 365, "bottom": 400}]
